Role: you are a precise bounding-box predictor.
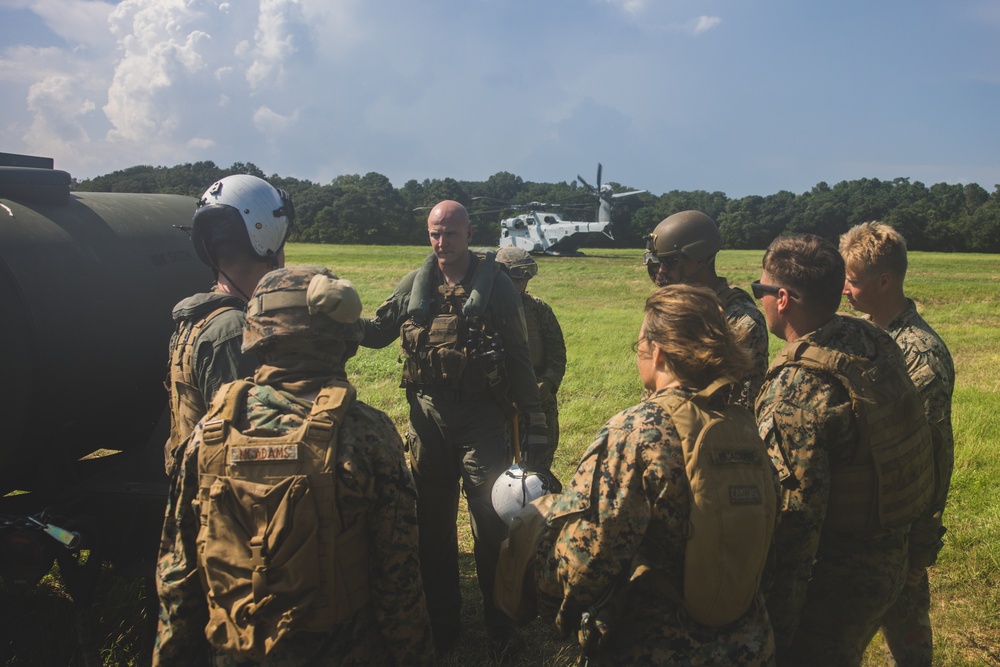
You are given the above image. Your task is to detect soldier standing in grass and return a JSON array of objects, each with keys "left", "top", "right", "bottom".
[
  {"left": 753, "top": 234, "right": 935, "bottom": 666},
  {"left": 164, "top": 174, "right": 291, "bottom": 477},
  {"left": 495, "top": 247, "right": 566, "bottom": 454},
  {"left": 359, "top": 201, "right": 554, "bottom": 660},
  {"left": 154, "top": 265, "right": 435, "bottom": 666},
  {"left": 536, "top": 284, "right": 778, "bottom": 666},
  {"left": 643, "top": 210, "right": 769, "bottom": 408},
  {"left": 840, "top": 222, "right": 955, "bottom": 667}
]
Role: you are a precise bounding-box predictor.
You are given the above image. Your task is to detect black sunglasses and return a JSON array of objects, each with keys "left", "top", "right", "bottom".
[{"left": 751, "top": 280, "right": 799, "bottom": 300}]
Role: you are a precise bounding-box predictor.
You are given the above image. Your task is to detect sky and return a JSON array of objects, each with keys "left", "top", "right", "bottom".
[{"left": 1, "top": 0, "right": 998, "bottom": 199}]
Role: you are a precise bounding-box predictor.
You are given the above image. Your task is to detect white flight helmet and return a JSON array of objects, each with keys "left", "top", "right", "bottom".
[
  {"left": 191, "top": 174, "right": 293, "bottom": 267},
  {"left": 492, "top": 464, "right": 554, "bottom": 526}
]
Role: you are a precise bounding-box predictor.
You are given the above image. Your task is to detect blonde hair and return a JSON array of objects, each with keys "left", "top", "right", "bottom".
[
  {"left": 839, "top": 221, "right": 908, "bottom": 280},
  {"left": 642, "top": 284, "right": 752, "bottom": 388}
]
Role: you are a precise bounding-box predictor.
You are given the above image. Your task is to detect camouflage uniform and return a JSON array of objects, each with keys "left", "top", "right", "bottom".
[
  {"left": 717, "top": 278, "right": 770, "bottom": 409},
  {"left": 755, "top": 315, "right": 913, "bottom": 666},
  {"left": 155, "top": 265, "right": 435, "bottom": 667},
  {"left": 154, "top": 382, "right": 434, "bottom": 667},
  {"left": 877, "top": 299, "right": 955, "bottom": 666},
  {"left": 360, "top": 252, "right": 544, "bottom": 648},
  {"left": 164, "top": 289, "right": 256, "bottom": 474},
  {"left": 520, "top": 291, "right": 566, "bottom": 451},
  {"left": 537, "top": 389, "right": 776, "bottom": 666}
]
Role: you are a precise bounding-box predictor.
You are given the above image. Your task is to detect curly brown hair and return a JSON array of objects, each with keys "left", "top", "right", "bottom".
[{"left": 641, "top": 284, "right": 752, "bottom": 388}]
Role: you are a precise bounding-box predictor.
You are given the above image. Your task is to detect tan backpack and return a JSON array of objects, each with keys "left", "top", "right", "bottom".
[
  {"left": 647, "top": 379, "right": 777, "bottom": 627},
  {"left": 195, "top": 380, "right": 370, "bottom": 661}
]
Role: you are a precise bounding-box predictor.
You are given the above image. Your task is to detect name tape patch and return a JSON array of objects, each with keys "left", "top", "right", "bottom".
[
  {"left": 712, "top": 449, "right": 759, "bottom": 466},
  {"left": 729, "top": 484, "right": 763, "bottom": 506},
  {"left": 230, "top": 444, "right": 299, "bottom": 464}
]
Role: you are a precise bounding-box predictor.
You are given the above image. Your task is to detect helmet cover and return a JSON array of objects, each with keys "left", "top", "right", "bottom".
[
  {"left": 495, "top": 246, "right": 538, "bottom": 280},
  {"left": 647, "top": 210, "right": 722, "bottom": 263},
  {"left": 243, "top": 265, "right": 363, "bottom": 352}
]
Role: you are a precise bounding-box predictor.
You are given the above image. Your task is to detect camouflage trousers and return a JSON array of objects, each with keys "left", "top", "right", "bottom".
[
  {"left": 587, "top": 586, "right": 776, "bottom": 666},
  {"left": 880, "top": 570, "right": 933, "bottom": 667},
  {"left": 778, "top": 537, "right": 907, "bottom": 667}
]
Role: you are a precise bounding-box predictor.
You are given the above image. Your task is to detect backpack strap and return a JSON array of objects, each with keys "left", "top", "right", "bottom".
[
  {"left": 301, "top": 380, "right": 356, "bottom": 449},
  {"left": 201, "top": 380, "right": 254, "bottom": 446}
]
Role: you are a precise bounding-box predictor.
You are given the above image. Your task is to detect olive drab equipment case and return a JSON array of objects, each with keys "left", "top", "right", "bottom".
[
  {"left": 195, "top": 380, "right": 370, "bottom": 661},
  {"left": 648, "top": 379, "right": 777, "bottom": 627},
  {"left": 768, "top": 321, "right": 934, "bottom": 534}
]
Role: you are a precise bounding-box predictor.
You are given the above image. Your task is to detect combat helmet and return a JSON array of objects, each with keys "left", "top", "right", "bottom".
[
  {"left": 191, "top": 174, "right": 294, "bottom": 268},
  {"left": 495, "top": 247, "right": 538, "bottom": 280},
  {"left": 646, "top": 210, "right": 723, "bottom": 264},
  {"left": 243, "top": 265, "right": 363, "bottom": 353}
]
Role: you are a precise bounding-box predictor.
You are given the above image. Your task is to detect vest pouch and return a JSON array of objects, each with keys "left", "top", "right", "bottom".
[
  {"left": 200, "top": 474, "right": 322, "bottom": 661},
  {"left": 428, "top": 314, "right": 466, "bottom": 388},
  {"left": 400, "top": 320, "right": 429, "bottom": 384},
  {"left": 869, "top": 419, "right": 934, "bottom": 531}
]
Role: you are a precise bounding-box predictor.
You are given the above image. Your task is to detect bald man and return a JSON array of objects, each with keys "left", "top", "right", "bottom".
[{"left": 360, "top": 201, "right": 551, "bottom": 660}]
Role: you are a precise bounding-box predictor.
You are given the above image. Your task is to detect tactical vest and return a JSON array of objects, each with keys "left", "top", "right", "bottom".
[
  {"left": 646, "top": 379, "right": 776, "bottom": 627},
  {"left": 717, "top": 283, "right": 754, "bottom": 311},
  {"left": 766, "top": 319, "right": 934, "bottom": 535},
  {"left": 195, "top": 380, "right": 370, "bottom": 661},
  {"left": 164, "top": 304, "right": 240, "bottom": 475},
  {"left": 400, "top": 252, "right": 504, "bottom": 392}
]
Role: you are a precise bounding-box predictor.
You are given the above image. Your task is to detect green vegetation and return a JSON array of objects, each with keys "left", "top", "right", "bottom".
[
  {"left": 73, "top": 161, "right": 1000, "bottom": 252},
  {"left": 3, "top": 246, "right": 997, "bottom": 666}
]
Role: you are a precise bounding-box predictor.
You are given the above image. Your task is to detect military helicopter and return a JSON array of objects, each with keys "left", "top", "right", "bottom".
[{"left": 497, "top": 163, "right": 646, "bottom": 256}]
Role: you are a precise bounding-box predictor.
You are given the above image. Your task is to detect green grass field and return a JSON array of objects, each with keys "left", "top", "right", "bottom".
[{"left": 3, "top": 245, "right": 998, "bottom": 666}]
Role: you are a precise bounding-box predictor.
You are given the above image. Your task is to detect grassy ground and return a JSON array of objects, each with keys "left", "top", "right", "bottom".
[{"left": 3, "top": 245, "right": 997, "bottom": 665}]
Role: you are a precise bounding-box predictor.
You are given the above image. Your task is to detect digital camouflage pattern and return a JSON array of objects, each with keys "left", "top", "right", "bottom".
[
  {"left": 242, "top": 265, "right": 363, "bottom": 353},
  {"left": 878, "top": 298, "right": 955, "bottom": 667},
  {"left": 536, "top": 389, "right": 776, "bottom": 666},
  {"left": 521, "top": 291, "right": 566, "bottom": 455},
  {"left": 154, "top": 383, "right": 435, "bottom": 667},
  {"left": 755, "top": 315, "right": 910, "bottom": 665},
  {"left": 718, "top": 279, "right": 769, "bottom": 410}
]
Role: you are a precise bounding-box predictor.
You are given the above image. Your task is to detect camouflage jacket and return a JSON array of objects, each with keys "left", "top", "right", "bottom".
[
  {"left": 536, "top": 390, "right": 775, "bottom": 665},
  {"left": 153, "top": 381, "right": 435, "bottom": 667},
  {"left": 717, "top": 278, "right": 770, "bottom": 410},
  {"left": 882, "top": 298, "right": 955, "bottom": 567},
  {"left": 521, "top": 291, "right": 566, "bottom": 393},
  {"left": 754, "top": 316, "right": 910, "bottom": 649}
]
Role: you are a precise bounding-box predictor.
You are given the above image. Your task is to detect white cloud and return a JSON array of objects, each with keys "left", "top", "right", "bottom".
[
  {"left": 252, "top": 105, "right": 298, "bottom": 135},
  {"left": 692, "top": 15, "right": 721, "bottom": 35}
]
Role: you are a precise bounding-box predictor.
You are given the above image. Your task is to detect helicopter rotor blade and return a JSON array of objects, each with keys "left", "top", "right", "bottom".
[
  {"left": 576, "top": 175, "right": 594, "bottom": 192},
  {"left": 596, "top": 163, "right": 602, "bottom": 190},
  {"left": 610, "top": 189, "right": 647, "bottom": 199}
]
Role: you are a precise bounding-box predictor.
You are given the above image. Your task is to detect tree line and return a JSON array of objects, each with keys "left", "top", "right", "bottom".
[{"left": 75, "top": 161, "right": 1000, "bottom": 253}]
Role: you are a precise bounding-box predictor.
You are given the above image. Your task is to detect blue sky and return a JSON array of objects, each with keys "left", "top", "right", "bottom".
[{"left": 1, "top": 0, "right": 997, "bottom": 198}]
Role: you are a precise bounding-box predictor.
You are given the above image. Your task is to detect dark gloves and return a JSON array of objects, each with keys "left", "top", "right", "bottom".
[
  {"left": 523, "top": 411, "right": 549, "bottom": 468},
  {"left": 523, "top": 411, "right": 562, "bottom": 493}
]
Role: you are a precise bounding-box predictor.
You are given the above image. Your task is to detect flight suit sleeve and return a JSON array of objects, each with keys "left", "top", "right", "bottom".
[
  {"left": 755, "top": 365, "right": 854, "bottom": 652},
  {"left": 360, "top": 271, "right": 417, "bottom": 350},
  {"left": 194, "top": 311, "right": 257, "bottom": 405},
  {"left": 153, "top": 430, "right": 213, "bottom": 667},
  {"left": 535, "top": 299, "right": 567, "bottom": 392}
]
